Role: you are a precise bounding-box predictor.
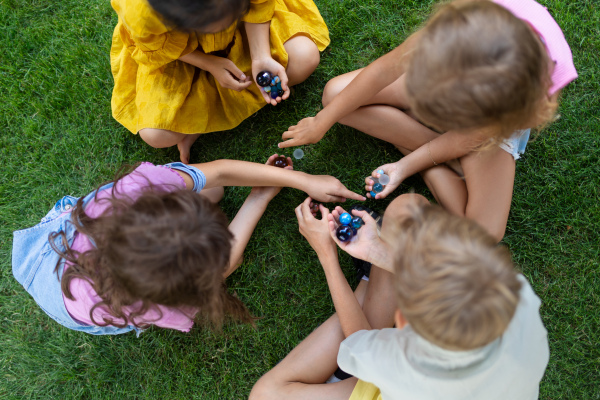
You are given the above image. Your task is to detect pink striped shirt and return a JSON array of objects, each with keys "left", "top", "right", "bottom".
[{"left": 493, "top": 0, "right": 578, "bottom": 94}]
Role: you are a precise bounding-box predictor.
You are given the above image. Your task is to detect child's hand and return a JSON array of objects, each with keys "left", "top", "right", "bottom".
[
  {"left": 328, "top": 206, "right": 384, "bottom": 264},
  {"left": 252, "top": 57, "right": 290, "bottom": 106},
  {"left": 279, "top": 116, "right": 329, "bottom": 149},
  {"left": 208, "top": 57, "right": 253, "bottom": 91},
  {"left": 304, "top": 175, "right": 366, "bottom": 203},
  {"left": 365, "top": 162, "right": 403, "bottom": 200},
  {"left": 295, "top": 197, "right": 337, "bottom": 258},
  {"left": 249, "top": 154, "right": 293, "bottom": 201}
]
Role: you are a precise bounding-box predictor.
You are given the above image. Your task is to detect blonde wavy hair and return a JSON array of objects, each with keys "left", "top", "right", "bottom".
[
  {"left": 406, "top": 1, "right": 557, "bottom": 141},
  {"left": 389, "top": 204, "right": 521, "bottom": 350}
]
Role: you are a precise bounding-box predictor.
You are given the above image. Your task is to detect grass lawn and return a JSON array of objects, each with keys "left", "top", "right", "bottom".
[{"left": 1, "top": 0, "right": 599, "bottom": 398}]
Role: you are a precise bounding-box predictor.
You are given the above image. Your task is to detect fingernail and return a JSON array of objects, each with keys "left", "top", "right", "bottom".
[{"left": 241, "top": 73, "right": 246, "bottom": 79}]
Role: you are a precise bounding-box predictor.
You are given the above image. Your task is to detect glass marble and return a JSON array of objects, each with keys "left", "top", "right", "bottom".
[
  {"left": 256, "top": 71, "right": 272, "bottom": 87},
  {"left": 351, "top": 216, "right": 364, "bottom": 229},
  {"left": 339, "top": 212, "right": 352, "bottom": 226},
  {"left": 370, "top": 191, "right": 377, "bottom": 198},
  {"left": 293, "top": 149, "right": 304, "bottom": 159},
  {"left": 274, "top": 156, "right": 288, "bottom": 168},
  {"left": 271, "top": 91, "right": 279, "bottom": 99},
  {"left": 336, "top": 225, "right": 354, "bottom": 242},
  {"left": 373, "top": 183, "right": 383, "bottom": 193},
  {"left": 379, "top": 173, "right": 390, "bottom": 185},
  {"left": 310, "top": 203, "right": 319, "bottom": 213},
  {"left": 263, "top": 86, "right": 271, "bottom": 93}
]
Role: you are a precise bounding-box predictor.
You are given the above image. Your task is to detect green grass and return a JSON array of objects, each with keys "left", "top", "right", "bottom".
[{"left": 1, "top": 0, "right": 599, "bottom": 398}]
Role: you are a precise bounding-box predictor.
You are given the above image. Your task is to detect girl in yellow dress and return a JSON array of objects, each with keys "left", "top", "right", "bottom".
[{"left": 110, "top": 0, "right": 330, "bottom": 163}]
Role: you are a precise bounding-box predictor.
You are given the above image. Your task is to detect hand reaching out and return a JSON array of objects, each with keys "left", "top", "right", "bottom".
[
  {"left": 303, "top": 175, "right": 366, "bottom": 203},
  {"left": 365, "top": 162, "right": 403, "bottom": 199},
  {"left": 279, "top": 116, "right": 330, "bottom": 149}
]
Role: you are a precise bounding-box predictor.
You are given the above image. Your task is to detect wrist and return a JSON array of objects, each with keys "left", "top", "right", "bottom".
[{"left": 369, "top": 240, "right": 395, "bottom": 272}]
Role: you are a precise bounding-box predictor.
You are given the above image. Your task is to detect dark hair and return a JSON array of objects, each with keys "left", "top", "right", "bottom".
[
  {"left": 50, "top": 166, "right": 253, "bottom": 329},
  {"left": 147, "top": 0, "right": 251, "bottom": 31},
  {"left": 406, "top": 1, "right": 555, "bottom": 140}
]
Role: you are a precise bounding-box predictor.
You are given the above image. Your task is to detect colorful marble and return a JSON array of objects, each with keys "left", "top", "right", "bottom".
[
  {"left": 370, "top": 191, "right": 377, "bottom": 198},
  {"left": 263, "top": 86, "right": 271, "bottom": 93},
  {"left": 256, "top": 71, "right": 272, "bottom": 87},
  {"left": 351, "top": 216, "right": 364, "bottom": 229},
  {"left": 336, "top": 225, "right": 354, "bottom": 242},
  {"left": 373, "top": 183, "right": 383, "bottom": 193},
  {"left": 310, "top": 203, "right": 319, "bottom": 213},
  {"left": 339, "top": 212, "right": 352, "bottom": 226},
  {"left": 274, "top": 156, "right": 288, "bottom": 168}
]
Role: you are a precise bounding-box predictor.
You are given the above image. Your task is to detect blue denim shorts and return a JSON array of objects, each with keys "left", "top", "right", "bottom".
[
  {"left": 12, "top": 184, "right": 141, "bottom": 335},
  {"left": 499, "top": 129, "right": 531, "bottom": 160}
]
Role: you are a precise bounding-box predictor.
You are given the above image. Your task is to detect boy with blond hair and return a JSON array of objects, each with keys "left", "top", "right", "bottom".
[{"left": 250, "top": 194, "right": 549, "bottom": 400}]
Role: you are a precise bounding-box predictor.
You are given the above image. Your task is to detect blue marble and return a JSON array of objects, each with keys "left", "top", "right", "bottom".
[
  {"left": 351, "top": 227, "right": 358, "bottom": 236},
  {"left": 373, "top": 182, "right": 384, "bottom": 193},
  {"left": 277, "top": 89, "right": 284, "bottom": 97},
  {"left": 336, "top": 225, "right": 354, "bottom": 242},
  {"left": 271, "top": 91, "right": 279, "bottom": 99},
  {"left": 351, "top": 217, "right": 364, "bottom": 229},
  {"left": 339, "top": 212, "right": 352, "bottom": 226},
  {"left": 370, "top": 191, "right": 377, "bottom": 198},
  {"left": 256, "top": 71, "right": 272, "bottom": 87}
]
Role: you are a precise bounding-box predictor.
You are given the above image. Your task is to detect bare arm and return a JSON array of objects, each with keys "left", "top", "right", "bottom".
[
  {"left": 295, "top": 198, "right": 371, "bottom": 337},
  {"left": 187, "top": 159, "right": 365, "bottom": 202},
  {"left": 279, "top": 31, "right": 422, "bottom": 148}
]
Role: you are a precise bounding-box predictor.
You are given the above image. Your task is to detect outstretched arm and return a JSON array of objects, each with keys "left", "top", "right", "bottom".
[
  {"left": 295, "top": 198, "right": 371, "bottom": 337},
  {"left": 186, "top": 159, "right": 365, "bottom": 203},
  {"left": 279, "top": 31, "right": 422, "bottom": 148}
]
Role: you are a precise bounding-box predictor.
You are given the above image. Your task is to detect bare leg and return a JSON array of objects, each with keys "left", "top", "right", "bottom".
[
  {"left": 250, "top": 264, "right": 397, "bottom": 400},
  {"left": 139, "top": 128, "right": 200, "bottom": 164},
  {"left": 325, "top": 70, "right": 512, "bottom": 240},
  {"left": 284, "top": 35, "right": 321, "bottom": 86}
]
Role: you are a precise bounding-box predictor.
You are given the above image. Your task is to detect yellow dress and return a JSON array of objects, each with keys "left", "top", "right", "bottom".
[{"left": 110, "top": 0, "right": 330, "bottom": 134}]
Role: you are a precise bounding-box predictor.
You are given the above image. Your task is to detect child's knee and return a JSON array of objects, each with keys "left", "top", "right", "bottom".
[
  {"left": 322, "top": 76, "right": 347, "bottom": 107},
  {"left": 139, "top": 128, "right": 181, "bottom": 148},
  {"left": 286, "top": 36, "right": 320, "bottom": 84},
  {"left": 249, "top": 375, "right": 279, "bottom": 400},
  {"left": 385, "top": 194, "right": 430, "bottom": 222}
]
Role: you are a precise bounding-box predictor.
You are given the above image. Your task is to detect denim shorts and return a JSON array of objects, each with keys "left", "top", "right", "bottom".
[{"left": 499, "top": 129, "right": 531, "bottom": 160}]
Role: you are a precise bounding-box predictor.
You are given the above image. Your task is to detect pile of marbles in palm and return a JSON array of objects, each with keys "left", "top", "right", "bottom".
[
  {"left": 336, "top": 212, "right": 365, "bottom": 242},
  {"left": 256, "top": 71, "right": 284, "bottom": 99},
  {"left": 273, "top": 156, "right": 288, "bottom": 168},
  {"left": 370, "top": 169, "right": 390, "bottom": 198}
]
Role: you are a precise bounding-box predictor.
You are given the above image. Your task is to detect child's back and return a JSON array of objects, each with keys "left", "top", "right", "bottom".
[
  {"left": 336, "top": 205, "right": 550, "bottom": 400},
  {"left": 338, "top": 275, "right": 548, "bottom": 400}
]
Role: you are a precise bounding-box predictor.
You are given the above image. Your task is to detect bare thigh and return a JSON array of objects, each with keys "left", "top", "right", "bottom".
[{"left": 323, "top": 69, "right": 411, "bottom": 110}]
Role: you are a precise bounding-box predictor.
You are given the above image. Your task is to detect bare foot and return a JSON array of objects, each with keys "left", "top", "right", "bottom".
[{"left": 177, "top": 134, "right": 201, "bottom": 164}]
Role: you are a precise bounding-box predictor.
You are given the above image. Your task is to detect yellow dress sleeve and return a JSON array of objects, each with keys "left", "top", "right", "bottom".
[
  {"left": 241, "top": 0, "right": 275, "bottom": 24},
  {"left": 112, "top": 0, "right": 198, "bottom": 70}
]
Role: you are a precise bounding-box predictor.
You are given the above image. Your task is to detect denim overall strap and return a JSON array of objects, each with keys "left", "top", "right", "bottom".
[{"left": 12, "top": 183, "right": 141, "bottom": 335}]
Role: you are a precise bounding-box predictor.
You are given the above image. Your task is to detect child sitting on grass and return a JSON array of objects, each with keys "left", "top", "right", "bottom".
[
  {"left": 250, "top": 194, "right": 549, "bottom": 400},
  {"left": 12, "top": 156, "right": 364, "bottom": 335},
  {"left": 279, "top": 0, "right": 577, "bottom": 242}
]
